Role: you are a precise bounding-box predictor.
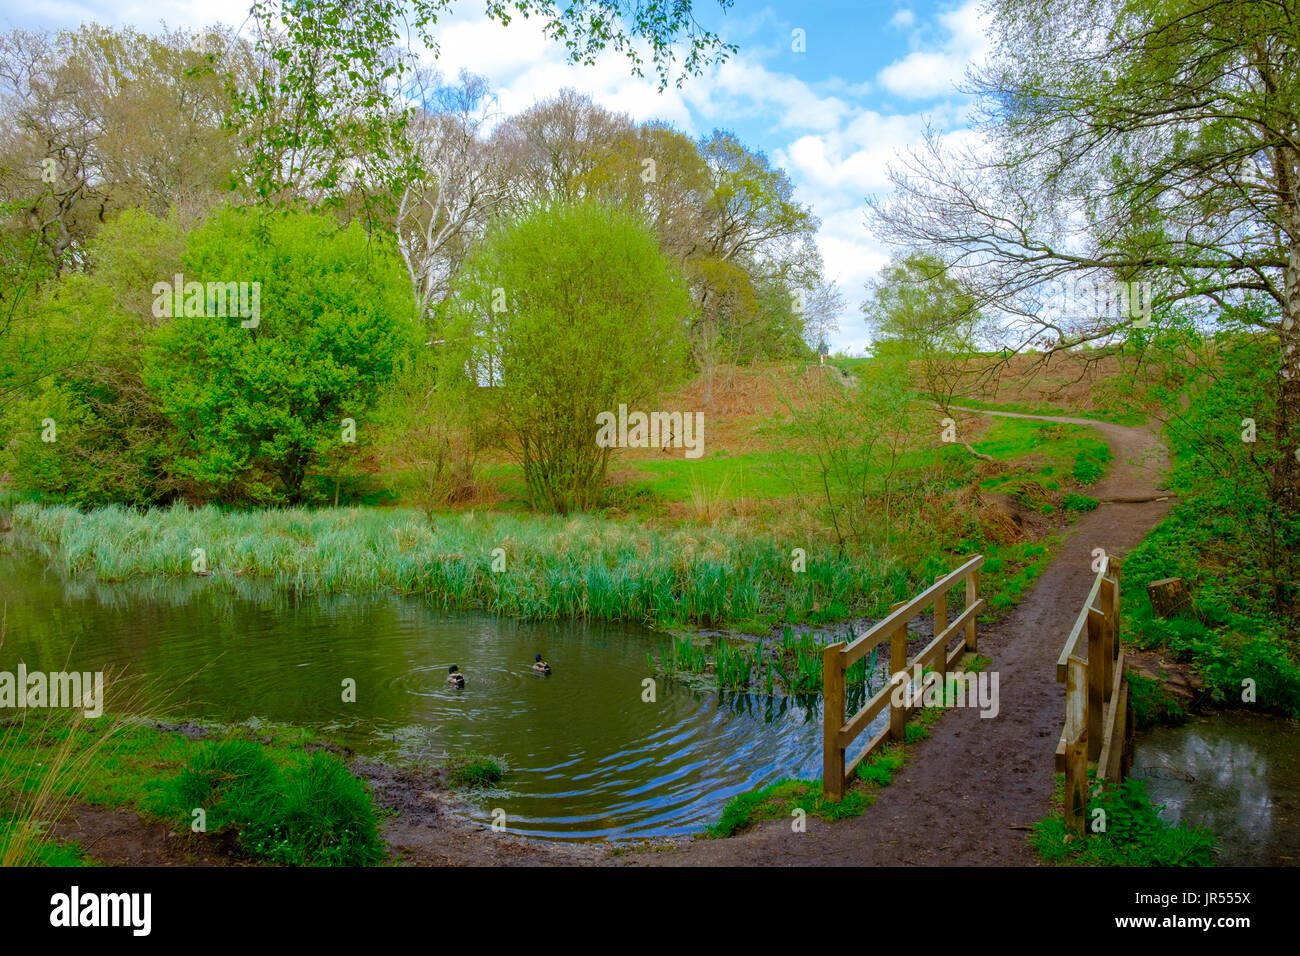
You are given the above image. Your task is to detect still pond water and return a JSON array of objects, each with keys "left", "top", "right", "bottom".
[{"left": 0, "top": 547, "right": 828, "bottom": 841}]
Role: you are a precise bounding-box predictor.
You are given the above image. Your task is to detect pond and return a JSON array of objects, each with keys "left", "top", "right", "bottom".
[
  {"left": 0, "top": 545, "right": 829, "bottom": 841},
  {"left": 1131, "top": 711, "right": 1300, "bottom": 865}
]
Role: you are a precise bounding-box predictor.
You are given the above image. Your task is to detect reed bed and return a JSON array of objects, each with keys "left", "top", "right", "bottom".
[{"left": 11, "top": 502, "right": 905, "bottom": 628}]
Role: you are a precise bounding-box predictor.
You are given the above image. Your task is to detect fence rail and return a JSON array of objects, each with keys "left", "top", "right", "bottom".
[
  {"left": 822, "top": 555, "right": 984, "bottom": 799},
  {"left": 1055, "top": 555, "right": 1133, "bottom": 834}
]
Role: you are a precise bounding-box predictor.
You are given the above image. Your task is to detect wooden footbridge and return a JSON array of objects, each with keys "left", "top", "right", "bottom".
[{"left": 819, "top": 552, "right": 1134, "bottom": 827}]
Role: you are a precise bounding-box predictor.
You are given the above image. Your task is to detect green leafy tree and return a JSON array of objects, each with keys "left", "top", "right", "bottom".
[
  {"left": 3, "top": 208, "right": 191, "bottom": 505},
  {"left": 443, "top": 200, "right": 692, "bottom": 513},
  {"left": 871, "top": 0, "right": 1300, "bottom": 514},
  {"left": 863, "top": 252, "right": 982, "bottom": 414},
  {"left": 145, "top": 208, "right": 418, "bottom": 505}
]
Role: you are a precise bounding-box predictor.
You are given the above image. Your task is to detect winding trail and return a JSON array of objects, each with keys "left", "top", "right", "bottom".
[{"left": 646, "top": 409, "right": 1172, "bottom": 866}]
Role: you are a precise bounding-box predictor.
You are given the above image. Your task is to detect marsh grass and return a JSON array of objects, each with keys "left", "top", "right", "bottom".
[
  {"left": 0, "top": 656, "right": 171, "bottom": 867},
  {"left": 14, "top": 502, "right": 900, "bottom": 630}
]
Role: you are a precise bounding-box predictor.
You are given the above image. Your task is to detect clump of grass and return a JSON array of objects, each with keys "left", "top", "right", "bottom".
[
  {"left": 150, "top": 736, "right": 384, "bottom": 866},
  {"left": 707, "top": 778, "right": 868, "bottom": 838},
  {"left": 1125, "top": 672, "right": 1187, "bottom": 728},
  {"left": 857, "top": 747, "right": 905, "bottom": 786},
  {"left": 1061, "top": 493, "right": 1099, "bottom": 512},
  {"left": 446, "top": 755, "right": 505, "bottom": 789},
  {"left": 1033, "top": 777, "right": 1216, "bottom": 866}
]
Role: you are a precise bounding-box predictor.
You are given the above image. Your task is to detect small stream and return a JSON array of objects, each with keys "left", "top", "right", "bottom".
[{"left": 1131, "top": 712, "right": 1300, "bottom": 865}]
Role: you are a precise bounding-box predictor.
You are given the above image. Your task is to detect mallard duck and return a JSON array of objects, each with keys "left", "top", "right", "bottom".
[
  {"left": 446, "top": 664, "right": 466, "bottom": 688},
  {"left": 532, "top": 653, "right": 552, "bottom": 675}
]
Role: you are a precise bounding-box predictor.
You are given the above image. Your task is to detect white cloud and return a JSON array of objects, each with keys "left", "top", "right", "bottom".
[
  {"left": 877, "top": 0, "right": 990, "bottom": 100},
  {"left": 889, "top": 9, "right": 916, "bottom": 30}
]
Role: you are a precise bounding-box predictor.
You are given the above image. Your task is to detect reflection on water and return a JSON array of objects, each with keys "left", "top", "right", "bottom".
[
  {"left": 0, "top": 546, "right": 874, "bottom": 841},
  {"left": 1131, "top": 712, "right": 1300, "bottom": 865}
]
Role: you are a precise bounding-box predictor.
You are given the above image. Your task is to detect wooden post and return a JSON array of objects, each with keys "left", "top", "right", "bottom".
[
  {"left": 1086, "top": 607, "right": 1105, "bottom": 762},
  {"left": 965, "top": 566, "right": 979, "bottom": 651},
  {"left": 1065, "top": 655, "right": 1087, "bottom": 750},
  {"left": 1064, "top": 735, "right": 1088, "bottom": 837},
  {"left": 1110, "top": 558, "right": 1123, "bottom": 663},
  {"left": 823, "top": 641, "right": 846, "bottom": 800},
  {"left": 932, "top": 575, "right": 948, "bottom": 684},
  {"left": 889, "top": 602, "right": 908, "bottom": 741},
  {"left": 1099, "top": 577, "right": 1116, "bottom": 703}
]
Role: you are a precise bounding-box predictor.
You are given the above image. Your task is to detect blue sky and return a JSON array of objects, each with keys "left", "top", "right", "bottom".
[{"left": 4, "top": 1, "right": 991, "bottom": 354}]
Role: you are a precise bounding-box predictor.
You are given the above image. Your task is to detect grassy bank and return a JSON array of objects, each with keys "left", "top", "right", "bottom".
[{"left": 0, "top": 714, "right": 385, "bottom": 867}]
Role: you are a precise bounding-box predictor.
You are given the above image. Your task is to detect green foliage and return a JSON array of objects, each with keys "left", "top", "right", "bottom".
[
  {"left": 145, "top": 207, "right": 417, "bottom": 505},
  {"left": 3, "top": 209, "right": 191, "bottom": 506},
  {"left": 447, "top": 755, "right": 505, "bottom": 789},
  {"left": 707, "top": 778, "right": 868, "bottom": 838},
  {"left": 444, "top": 200, "right": 692, "bottom": 514},
  {"left": 1034, "top": 778, "right": 1217, "bottom": 867},
  {"left": 1125, "top": 672, "right": 1186, "bottom": 728},
  {"left": 151, "top": 737, "right": 384, "bottom": 866},
  {"left": 1061, "top": 493, "right": 1098, "bottom": 512},
  {"left": 856, "top": 748, "right": 905, "bottom": 786}
]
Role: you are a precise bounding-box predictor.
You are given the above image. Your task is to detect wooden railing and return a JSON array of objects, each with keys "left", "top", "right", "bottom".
[
  {"left": 822, "top": 555, "right": 985, "bottom": 799},
  {"left": 1054, "top": 554, "right": 1134, "bottom": 834}
]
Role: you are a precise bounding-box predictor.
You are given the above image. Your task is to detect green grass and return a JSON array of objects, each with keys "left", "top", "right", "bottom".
[
  {"left": 706, "top": 778, "right": 869, "bottom": 838},
  {"left": 0, "top": 716, "right": 385, "bottom": 867},
  {"left": 12, "top": 502, "right": 908, "bottom": 630},
  {"left": 1125, "top": 672, "right": 1188, "bottom": 728},
  {"left": 1033, "top": 776, "right": 1217, "bottom": 866},
  {"left": 150, "top": 736, "right": 384, "bottom": 866},
  {"left": 446, "top": 755, "right": 505, "bottom": 789}
]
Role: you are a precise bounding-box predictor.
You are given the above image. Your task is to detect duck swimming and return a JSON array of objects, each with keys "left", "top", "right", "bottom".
[
  {"left": 532, "top": 653, "right": 552, "bottom": 675},
  {"left": 446, "top": 664, "right": 466, "bottom": 688}
]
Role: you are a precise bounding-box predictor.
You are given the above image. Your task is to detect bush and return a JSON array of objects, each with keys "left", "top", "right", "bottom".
[
  {"left": 1034, "top": 777, "right": 1216, "bottom": 866},
  {"left": 151, "top": 737, "right": 384, "bottom": 866}
]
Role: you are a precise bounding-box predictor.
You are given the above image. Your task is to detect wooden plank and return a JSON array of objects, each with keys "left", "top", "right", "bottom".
[
  {"left": 838, "top": 682, "right": 892, "bottom": 749},
  {"left": 1098, "top": 650, "right": 1127, "bottom": 782},
  {"left": 1056, "top": 562, "right": 1108, "bottom": 682},
  {"left": 1054, "top": 733, "right": 1068, "bottom": 773},
  {"left": 1100, "top": 576, "right": 1116, "bottom": 702},
  {"left": 842, "top": 555, "right": 984, "bottom": 667},
  {"left": 1064, "top": 733, "right": 1089, "bottom": 837},
  {"left": 845, "top": 724, "right": 891, "bottom": 779},
  {"left": 822, "top": 641, "right": 846, "bottom": 800},
  {"left": 911, "top": 600, "right": 986, "bottom": 680},
  {"left": 1064, "top": 654, "right": 1087, "bottom": 747},
  {"left": 932, "top": 576, "right": 949, "bottom": 682},
  {"left": 1087, "top": 607, "right": 1105, "bottom": 763},
  {"left": 965, "top": 566, "right": 979, "bottom": 651},
  {"left": 889, "top": 602, "right": 908, "bottom": 742}
]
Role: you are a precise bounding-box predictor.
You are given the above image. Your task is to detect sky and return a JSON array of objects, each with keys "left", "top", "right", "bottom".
[{"left": 3, "top": 0, "right": 994, "bottom": 355}]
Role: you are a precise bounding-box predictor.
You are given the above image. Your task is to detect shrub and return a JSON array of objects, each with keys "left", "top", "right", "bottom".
[{"left": 151, "top": 737, "right": 383, "bottom": 866}]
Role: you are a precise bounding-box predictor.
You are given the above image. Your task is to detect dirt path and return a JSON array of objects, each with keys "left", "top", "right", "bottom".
[{"left": 642, "top": 410, "right": 1172, "bottom": 866}]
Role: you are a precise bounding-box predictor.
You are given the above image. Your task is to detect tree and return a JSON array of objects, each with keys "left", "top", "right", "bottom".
[
  {"left": 0, "top": 25, "right": 241, "bottom": 274},
  {"left": 863, "top": 252, "right": 982, "bottom": 414},
  {"left": 870, "top": 0, "right": 1300, "bottom": 512},
  {"left": 394, "top": 68, "right": 503, "bottom": 320},
  {"left": 2, "top": 208, "right": 192, "bottom": 506},
  {"left": 443, "top": 200, "right": 692, "bottom": 513},
  {"left": 770, "top": 353, "right": 926, "bottom": 553},
  {"left": 235, "top": 0, "right": 737, "bottom": 214},
  {"left": 145, "top": 208, "right": 418, "bottom": 505}
]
